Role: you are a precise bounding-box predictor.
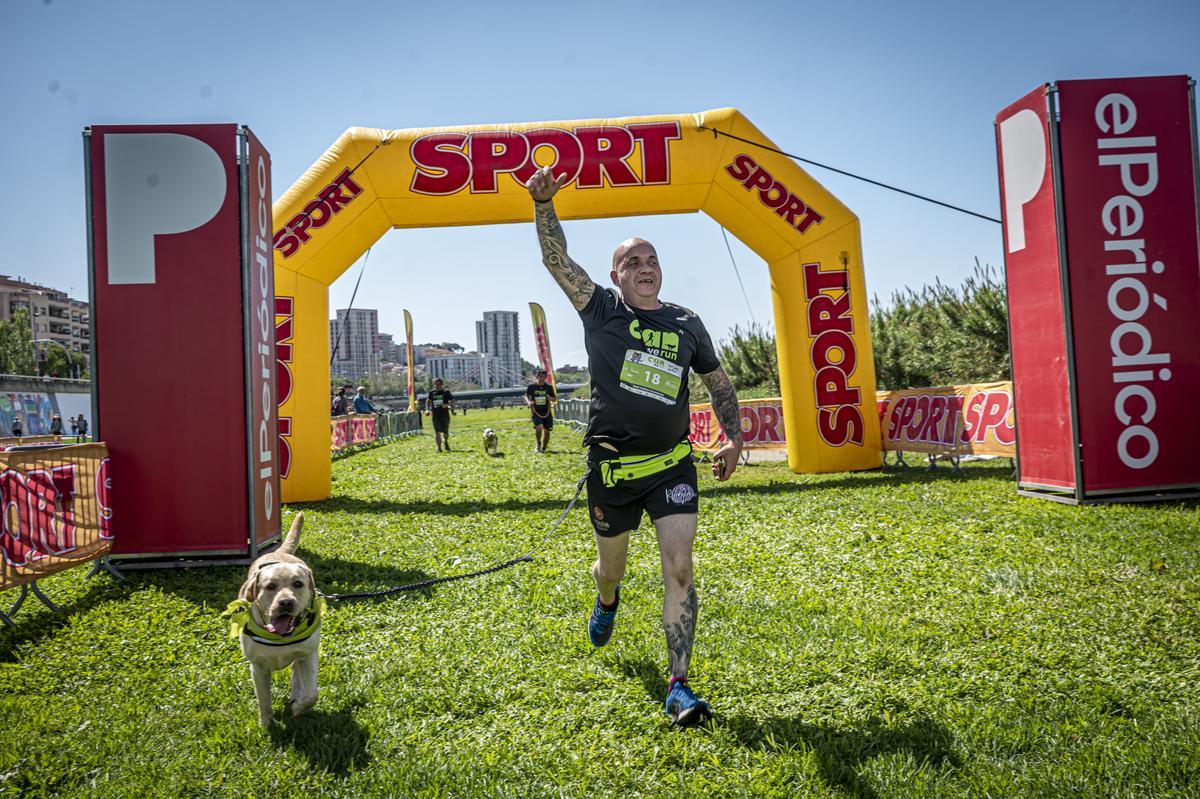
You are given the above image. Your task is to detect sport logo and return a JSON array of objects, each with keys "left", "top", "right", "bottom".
[
  {"left": 275, "top": 296, "right": 295, "bottom": 479},
  {"left": 804, "top": 261, "right": 864, "bottom": 447},
  {"left": 665, "top": 483, "right": 696, "bottom": 505},
  {"left": 410, "top": 123, "right": 682, "bottom": 196},
  {"left": 273, "top": 168, "right": 364, "bottom": 259},
  {"left": 724, "top": 154, "right": 824, "bottom": 235}
]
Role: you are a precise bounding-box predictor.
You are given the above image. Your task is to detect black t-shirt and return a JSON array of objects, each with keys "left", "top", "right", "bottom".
[
  {"left": 526, "top": 383, "right": 556, "bottom": 416},
  {"left": 579, "top": 287, "right": 720, "bottom": 454},
  {"left": 427, "top": 388, "right": 453, "bottom": 416}
]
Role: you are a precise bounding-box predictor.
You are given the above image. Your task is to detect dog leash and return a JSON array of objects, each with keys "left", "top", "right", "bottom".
[{"left": 317, "top": 469, "right": 590, "bottom": 602}]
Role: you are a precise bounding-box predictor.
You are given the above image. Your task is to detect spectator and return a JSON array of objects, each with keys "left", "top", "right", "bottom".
[
  {"left": 70, "top": 415, "right": 79, "bottom": 436},
  {"left": 77, "top": 415, "right": 88, "bottom": 438},
  {"left": 353, "top": 386, "right": 376, "bottom": 414},
  {"left": 331, "top": 387, "right": 349, "bottom": 416},
  {"left": 50, "top": 414, "right": 64, "bottom": 436},
  {"left": 10, "top": 415, "right": 22, "bottom": 437}
]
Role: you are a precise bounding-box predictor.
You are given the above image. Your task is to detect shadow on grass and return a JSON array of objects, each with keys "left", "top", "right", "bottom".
[
  {"left": 292, "top": 495, "right": 580, "bottom": 518},
  {"left": 303, "top": 552, "right": 438, "bottom": 602},
  {"left": 616, "top": 657, "right": 668, "bottom": 700},
  {"left": 615, "top": 657, "right": 957, "bottom": 799},
  {"left": 269, "top": 706, "right": 371, "bottom": 777},
  {"left": 0, "top": 575, "right": 129, "bottom": 661},
  {"left": 723, "top": 713, "right": 960, "bottom": 799},
  {"left": 706, "top": 462, "right": 1008, "bottom": 501}
]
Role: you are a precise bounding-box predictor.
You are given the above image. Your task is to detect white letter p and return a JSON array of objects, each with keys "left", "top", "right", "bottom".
[
  {"left": 998, "top": 110, "right": 1047, "bottom": 254},
  {"left": 104, "top": 133, "right": 227, "bottom": 284}
]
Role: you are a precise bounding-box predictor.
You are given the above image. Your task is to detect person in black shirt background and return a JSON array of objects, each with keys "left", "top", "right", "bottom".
[
  {"left": 425, "top": 378, "right": 456, "bottom": 452},
  {"left": 524, "top": 369, "right": 557, "bottom": 453},
  {"left": 526, "top": 165, "right": 743, "bottom": 726}
]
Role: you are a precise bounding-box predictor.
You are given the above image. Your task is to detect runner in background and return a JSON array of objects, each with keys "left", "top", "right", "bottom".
[
  {"left": 524, "top": 369, "right": 557, "bottom": 453},
  {"left": 425, "top": 378, "right": 456, "bottom": 452}
]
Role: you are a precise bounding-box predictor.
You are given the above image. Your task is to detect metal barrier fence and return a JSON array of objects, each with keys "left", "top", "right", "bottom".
[
  {"left": 376, "top": 410, "right": 423, "bottom": 440},
  {"left": 556, "top": 399, "right": 589, "bottom": 432},
  {"left": 1, "top": 443, "right": 116, "bottom": 625}
]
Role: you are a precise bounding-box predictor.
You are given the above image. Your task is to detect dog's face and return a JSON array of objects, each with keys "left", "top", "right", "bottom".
[{"left": 240, "top": 561, "right": 314, "bottom": 636}]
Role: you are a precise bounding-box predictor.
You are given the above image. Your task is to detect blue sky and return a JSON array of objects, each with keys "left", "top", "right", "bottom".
[{"left": 4, "top": 0, "right": 1197, "bottom": 367}]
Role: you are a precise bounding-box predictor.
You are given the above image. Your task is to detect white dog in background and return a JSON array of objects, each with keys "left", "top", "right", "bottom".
[
  {"left": 483, "top": 427, "right": 500, "bottom": 456},
  {"left": 228, "top": 513, "right": 323, "bottom": 726}
]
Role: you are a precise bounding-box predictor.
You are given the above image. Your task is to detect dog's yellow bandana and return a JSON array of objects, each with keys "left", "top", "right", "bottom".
[{"left": 223, "top": 596, "right": 326, "bottom": 646}]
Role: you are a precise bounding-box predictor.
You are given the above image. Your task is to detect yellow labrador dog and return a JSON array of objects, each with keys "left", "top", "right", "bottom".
[{"left": 228, "top": 513, "right": 323, "bottom": 726}]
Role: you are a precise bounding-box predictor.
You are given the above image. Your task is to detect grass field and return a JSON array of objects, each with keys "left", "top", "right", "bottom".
[{"left": 2, "top": 407, "right": 1198, "bottom": 798}]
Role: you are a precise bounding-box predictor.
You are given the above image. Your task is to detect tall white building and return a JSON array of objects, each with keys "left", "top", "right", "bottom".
[
  {"left": 475, "top": 311, "right": 521, "bottom": 387},
  {"left": 329, "top": 308, "right": 379, "bottom": 378},
  {"left": 426, "top": 352, "right": 499, "bottom": 389}
]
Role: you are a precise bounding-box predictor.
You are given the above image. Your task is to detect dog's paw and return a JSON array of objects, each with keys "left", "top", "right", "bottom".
[
  {"left": 258, "top": 711, "right": 276, "bottom": 727},
  {"left": 289, "top": 694, "right": 318, "bottom": 716}
]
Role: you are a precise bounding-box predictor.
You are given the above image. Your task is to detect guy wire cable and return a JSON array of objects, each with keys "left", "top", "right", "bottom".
[
  {"left": 698, "top": 125, "right": 1001, "bottom": 224},
  {"left": 328, "top": 247, "right": 369, "bottom": 364},
  {"left": 719, "top": 225, "right": 756, "bottom": 325}
]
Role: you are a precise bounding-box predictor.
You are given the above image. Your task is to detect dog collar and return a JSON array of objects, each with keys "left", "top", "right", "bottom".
[{"left": 223, "top": 596, "right": 326, "bottom": 646}]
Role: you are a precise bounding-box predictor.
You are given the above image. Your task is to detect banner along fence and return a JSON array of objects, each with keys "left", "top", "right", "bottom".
[
  {"left": 875, "top": 382, "right": 1015, "bottom": 458},
  {"left": 690, "top": 398, "right": 787, "bottom": 450},
  {"left": 330, "top": 411, "right": 422, "bottom": 452},
  {"left": 1, "top": 443, "right": 114, "bottom": 593},
  {"left": 689, "top": 384, "right": 1015, "bottom": 458},
  {"left": 549, "top": 386, "right": 1015, "bottom": 459}
]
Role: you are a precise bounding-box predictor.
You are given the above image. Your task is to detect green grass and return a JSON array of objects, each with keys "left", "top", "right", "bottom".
[{"left": 2, "top": 407, "right": 1198, "bottom": 798}]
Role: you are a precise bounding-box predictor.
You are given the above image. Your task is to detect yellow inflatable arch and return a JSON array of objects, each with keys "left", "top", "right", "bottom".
[{"left": 273, "top": 108, "right": 881, "bottom": 501}]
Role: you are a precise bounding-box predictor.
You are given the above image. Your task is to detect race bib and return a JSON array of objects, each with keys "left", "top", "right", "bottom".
[
  {"left": 619, "top": 349, "right": 683, "bottom": 405},
  {"left": 535, "top": 395, "right": 548, "bottom": 406},
  {"left": 433, "top": 399, "right": 444, "bottom": 408}
]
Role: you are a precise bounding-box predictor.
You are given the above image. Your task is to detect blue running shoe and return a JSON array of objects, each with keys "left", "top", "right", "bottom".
[
  {"left": 664, "top": 680, "right": 711, "bottom": 727},
  {"left": 587, "top": 586, "right": 619, "bottom": 647}
]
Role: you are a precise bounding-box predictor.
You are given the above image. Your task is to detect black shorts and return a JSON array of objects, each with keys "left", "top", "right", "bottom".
[
  {"left": 431, "top": 413, "right": 450, "bottom": 433},
  {"left": 531, "top": 414, "right": 553, "bottom": 429},
  {"left": 586, "top": 449, "right": 699, "bottom": 537}
]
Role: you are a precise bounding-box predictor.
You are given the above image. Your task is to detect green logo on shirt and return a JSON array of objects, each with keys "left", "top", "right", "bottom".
[{"left": 628, "top": 320, "right": 680, "bottom": 361}]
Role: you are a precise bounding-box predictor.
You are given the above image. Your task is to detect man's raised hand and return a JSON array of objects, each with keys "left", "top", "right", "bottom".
[{"left": 526, "top": 166, "right": 569, "bottom": 203}]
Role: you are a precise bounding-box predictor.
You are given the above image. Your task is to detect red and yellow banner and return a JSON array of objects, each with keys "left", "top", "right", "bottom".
[
  {"left": 330, "top": 415, "right": 378, "bottom": 451},
  {"left": 529, "top": 302, "right": 557, "bottom": 391},
  {"left": 1, "top": 443, "right": 114, "bottom": 593},
  {"left": 1, "top": 435, "right": 62, "bottom": 449},
  {"left": 404, "top": 309, "right": 416, "bottom": 413},
  {"left": 875, "top": 381, "right": 1015, "bottom": 457},
  {"left": 690, "top": 383, "right": 1016, "bottom": 458},
  {"left": 690, "top": 398, "right": 788, "bottom": 450}
]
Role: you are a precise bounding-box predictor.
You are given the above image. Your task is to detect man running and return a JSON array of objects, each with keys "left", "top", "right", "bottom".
[
  {"left": 524, "top": 369, "right": 556, "bottom": 453},
  {"left": 425, "top": 378, "right": 455, "bottom": 452},
  {"left": 525, "top": 166, "right": 743, "bottom": 726}
]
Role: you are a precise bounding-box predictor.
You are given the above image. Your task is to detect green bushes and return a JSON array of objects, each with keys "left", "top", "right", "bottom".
[{"left": 871, "top": 261, "right": 1010, "bottom": 389}]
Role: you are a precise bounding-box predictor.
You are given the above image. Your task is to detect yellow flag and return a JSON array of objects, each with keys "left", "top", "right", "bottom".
[{"left": 404, "top": 309, "right": 416, "bottom": 412}]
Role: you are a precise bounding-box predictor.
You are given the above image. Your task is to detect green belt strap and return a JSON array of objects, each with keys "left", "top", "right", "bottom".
[{"left": 599, "top": 441, "right": 693, "bottom": 487}]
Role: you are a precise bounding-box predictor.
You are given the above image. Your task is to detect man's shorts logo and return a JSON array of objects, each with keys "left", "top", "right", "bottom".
[
  {"left": 592, "top": 505, "right": 609, "bottom": 530},
  {"left": 665, "top": 483, "right": 696, "bottom": 505}
]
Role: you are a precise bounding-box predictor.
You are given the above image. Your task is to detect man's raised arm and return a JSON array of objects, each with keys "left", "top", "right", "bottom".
[{"left": 526, "top": 166, "right": 595, "bottom": 311}]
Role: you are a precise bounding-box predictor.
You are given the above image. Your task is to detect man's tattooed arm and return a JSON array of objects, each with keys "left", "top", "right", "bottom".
[
  {"left": 534, "top": 200, "right": 595, "bottom": 311},
  {"left": 699, "top": 366, "right": 743, "bottom": 446}
]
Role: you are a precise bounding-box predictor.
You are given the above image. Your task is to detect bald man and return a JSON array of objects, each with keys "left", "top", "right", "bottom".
[{"left": 526, "top": 166, "right": 743, "bottom": 727}]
